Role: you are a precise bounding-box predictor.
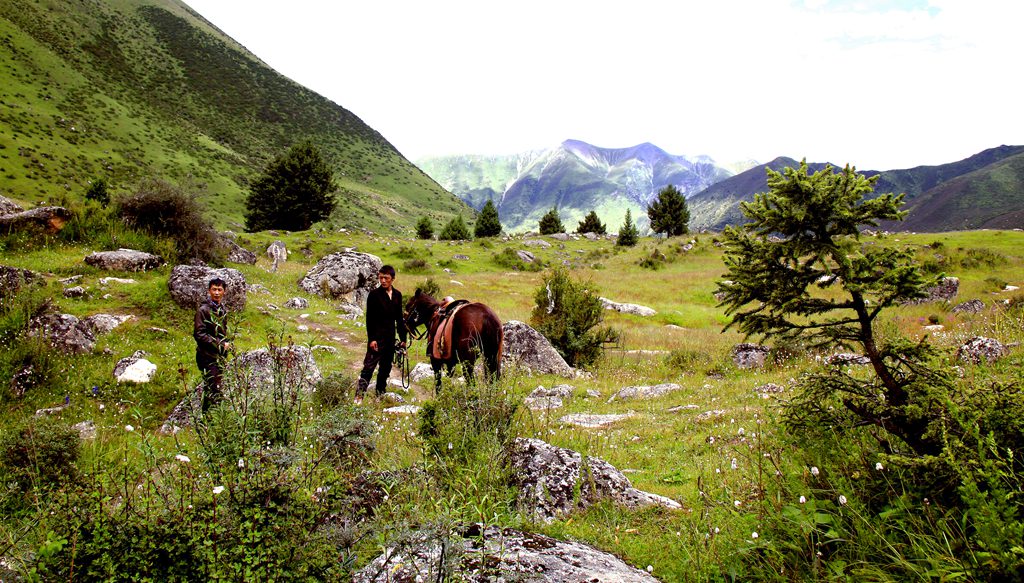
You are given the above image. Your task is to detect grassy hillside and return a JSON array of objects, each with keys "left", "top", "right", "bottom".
[
  {"left": 0, "top": 0, "right": 467, "bottom": 233},
  {"left": 2, "top": 221, "right": 1023, "bottom": 579}
]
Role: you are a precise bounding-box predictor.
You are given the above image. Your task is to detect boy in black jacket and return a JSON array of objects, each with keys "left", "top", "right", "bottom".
[
  {"left": 357, "top": 265, "right": 407, "bottom": 402},
  {"left": 194, "top": 278, "right": 232, "bottom": 411}
]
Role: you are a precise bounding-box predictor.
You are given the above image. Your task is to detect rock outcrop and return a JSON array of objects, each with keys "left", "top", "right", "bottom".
[
  {"left": 904, "top": 276, "right": 959, "bottom": 305},
  {"left": 299, "top": 252, "right": 381, "bottom": 305},
  {"left": 501, "top": 320, "right": 574, "bottom": 377},
  {"left": 167, "top": 265, "right": 247, "bottom": 311},
  {"left": 231, "top": 345, "right": 322, "bottom": 393},
  {"left": 608, "top": 383, "right": 681, "bottom": 402},
  {"left": 28, "top": 313, "right": 96, "bottom": 354},
  {"left": 114, "top": 351, "right": 157, "bottom": 383},
  {"left": 951, "top": 299, "right": 985, "bottom": 314},
  {"left": 83, "top": 314, "right": 134, "bottom": 334},
  {"left": 266, "top": 241, "right": 287, "bottom": 272},
  {"left": 0, "top": 194, "right": 23, "bottom": 215},
  {"left": 600, "top": 297, "right": 657, "bottom": 316},
  {"left": 223, "top": 238, "right": 257, "bottom": 265},
  {"left": 0, "top": 206, "right": 73, "bottom": 234},
  {"left": 1, "top": 265, "right": 42, "bottom": 295},
  {"left": 956, "top": 336, "right": 1009, "bottom": 364},
  {"left": 84, "top": 248, "right": 164, "bottom": 272},
  {"left": 732, "top": 343, "right": 770, "bottom": 369}
]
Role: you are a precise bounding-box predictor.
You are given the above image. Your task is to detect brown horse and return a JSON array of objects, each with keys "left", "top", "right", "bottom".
[{"left": 404, "top": 290, "right": 503, "bottom": 390}]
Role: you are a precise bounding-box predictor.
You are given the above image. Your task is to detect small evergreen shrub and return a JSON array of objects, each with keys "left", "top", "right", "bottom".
[
  {"left": 415, "top": 216, "right": 434, "bottom": 240},
  {"left": 530, "top": 268, "right": 619, "bottom": 368},
  {"left": 438, "top": 216, "right": 471, "bottom": 241},
  {"left": 83, "top": 178, "right": 109, "bottom": 204},
  {"left": 314, "top": 373, "right": 357, "bottom": 410}
]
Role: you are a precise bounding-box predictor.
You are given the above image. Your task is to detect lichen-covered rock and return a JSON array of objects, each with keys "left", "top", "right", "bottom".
[
  {"left": 528, "top": 384, "right": 574, "bottom": 399},
  {"left": 299, "top": 252, "right": 381, "bottom": 305},
  {"left": 516, "top": 250, "right": 536, "bottom": 263},
  {"left": 114, "top": 351, "right": 157, "bottom": 383},
  {"left": 83, "top": 314, "right": 134, "bottom": 334},
  {"left": 607, "top": 382, "right": 681, "bottom": 402},
  {"left": 284, "top": 297, "right": 309, "bottom": 309},
  {"left": 501, "top": 320, "right": 573, "bottom": 377},
  {"left": 28, "top": 313, "right": 96, "bottom": 354},
  {"left": 600, "top": 297, "right": 657, "bottom": 316},
  {"left": 956, "top": 336, "right": 1009, "bottom": 364},
  {"left": 167, "top": 265, "right": 247, "bottom": 311},
  {"left": 524, "top": 239, "right": 552, "bottom": 248},
  {"left": 904, "top": 276, "right": 959, "bottom": 305},
  {"left": 732, "top": 343, "right": 770, "bottom": 369},
  {"left": 62, "top": 286, "right": 86, "bottom": 298},
  {"left": 507, "top": 437, "right": 680, "bottom": 523},
  {"left": 0, "top": 206, "right": 72, "bottom": 233},
  {"left": 1, "top": 265, "right": 42, "bottom": 295},
  {"left": 72, "top": 420, "right": 97, "bottom": 440},
  {"left": 523, "top": 396, "right": 564, "bottom": 410},
  {"left": 354, "top": 525, "right": 658, "bottom": 583},
  {"left": 266, "top": 240, "right": 287, "bottom": 272},
  {"left": 232, "top": 345, "right": 322, "bottom": 393},
  {"left": 85, "top": 248, "right": 164, "bottom": 272},
  {"left": 951, "top": 299, "right": 985, "bottom": 314},
  {"left": 223, "top": 238, "right": 257, "bottom": 265},
  {"left": 824, "top": 353, "right": 871, "bottom": 366},
  {"left": 559, "top": 412, "right": 633, "bottom": 428},
  {"left": 0, "top": 194, "right": 24, "bottom": 215}
]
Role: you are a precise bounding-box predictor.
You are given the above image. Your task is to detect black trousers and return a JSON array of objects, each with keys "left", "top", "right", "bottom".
[
  {"left": 197, "top": 354, "right": 223, "bottom": 412},
  {"left": 358, "top": 342, "right": 394, "bottom": 396}
]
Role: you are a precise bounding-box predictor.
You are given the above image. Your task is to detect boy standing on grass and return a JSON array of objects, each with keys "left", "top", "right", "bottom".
[
  {"left": 356, "top": 265, "right": 407, "bottom": 403},
  {"left": 194, "top": 277, "right": 232, "bottom": 411}
]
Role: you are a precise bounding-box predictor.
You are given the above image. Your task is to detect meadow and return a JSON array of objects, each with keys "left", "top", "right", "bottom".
[{"left": 1, "top": 217, "right": 1022, "bottom": 580}]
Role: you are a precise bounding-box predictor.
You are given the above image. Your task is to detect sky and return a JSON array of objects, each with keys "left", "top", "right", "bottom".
[{"left": 184, "top": 0, "right": 1022, "bottom": 170}]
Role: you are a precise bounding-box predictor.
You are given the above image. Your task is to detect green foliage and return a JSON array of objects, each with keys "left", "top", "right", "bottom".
[
  {"left": 0, "top": 417, "right": 80, "bottom": 492},
  {"left": 531, "top": 268, "right": 619, "bottom": 368},
  {"left": 244, "top": 141, "right": 337, "bottom": 232},
  {"left": 576, "top": 210, "right": 606, "bottom": 235},
  {"left": 616, "top": 209, "right": 638, "bottom": 247},
  {"left": 473, "top": 200, "right": 502, "bottom": 238},
  {"left": 491, "top": 248, "right": 543, "bottom": 272},
  {"left": 438, "top": 215, "right": 472, "bottom": 241},
  {"left": 402, "top": 258, "right": 429, "bottom": 274},
  {"left": 83, "top": 178, "right": 109, "bottom": 204},
  {"left": 116, "top": 178, "right": 225, "bottom": 265},
  {"left": 416, "top": 216, "right": 434, "bottom": 240},
  {"left": 646, "top": 184, "right": 690, "bottom": 236},
  {"left": 313, "top": 373, "right": 357, "bottom": 410},
  {"left": 416, "top": 277, "right": 443, "bottom": 299},
  {"left": 538, "top": 207, "right": 564, "bottom": 235}
]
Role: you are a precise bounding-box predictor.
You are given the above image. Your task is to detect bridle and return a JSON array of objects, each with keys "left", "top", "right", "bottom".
[{"left": 404, "top": 305, "right": 429, "bottom": 341}]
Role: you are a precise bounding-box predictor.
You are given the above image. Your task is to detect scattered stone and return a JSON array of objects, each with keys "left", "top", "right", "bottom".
[
  {"left": 732, "top": 343, "right": 770, "bottom": 369},
  {"left": 312, "top": 345, "right": 338, "bottom": 354},
  {"left": 98, "top": 277, "right": 136, "bottom": 285},
  {"left": 956, "top": 336, "right": 1009, "bottom": 364},
  {"left": 83, "top": 314, "right": 134, "bottom": 334},
  {"left": 58, "top": 275, "right": 83, "bottom": 285},
  {"left": 0, "top": 194, "right": 23, "bottom": 215},
  {"left": 608, "top": 383, "right": 682, "bottom": 402},
  {"left": 523, "top": 239, "right": 552, "bottom": 248},
  {"left": 296, "top": 325, "right": 309, "bottom": 332},
  {"left": 0, "top": 265, "right": 42, "bottom": 295},
  {"left": 410, "top": 362, "right": 435, "bottom": 383},
  {"left": 502, "top": 320, "right": 574, "bottom": 377},
  {"left": 299, "top": 251, "right": 382, "bottom": 305},
  {"left": 114, "top": 351, "right": 157, "bottom": 383},
  {"left": 516, "top": 250, "right": 536, "bottom": 263},
  {"left": 549, "top": 232, "right": 570, "bottom": 241},
  {"left": 28, "top": 313, "right": 96, "bottom": 354},
  {"left": 824, "top": 353, "right": 871, "bottom": 366},
  {"left": 452, "top": 254, "right": 470, "bottom": 260},
  {"left": 72, "top": 420, "right": 96, "bottom": 440},
  {"left": 528, "top": 384, "right": 574, "bottom": 399},
  {"left": 507, "top": 438, "right": 680, "bottom": 523},
  {"left": 754, "top": 383, "right": 785, "bottom": 395},
  {"left": 449, "top": 280, "right": 464, "bottom": 286},
  {"left": 267, "top": 240, "right": 287, "bottom": 272},
  {"left": 381, "top": 392, "right": 405, "bottom": 404},
  {"left": 585, "top": 388, "right": 601, "bottom": 398},
  {"left": 354, "top": 525, "right": 658, "bottom": 583},
  {"left": 559, "top": 413, "right": 633, "bottom": 428},
  {"left": 1004, "top": 285, "right": 1020, "bottom": 292},
  {"left": 904, "top": 276, "right": 959, "bottom": 305},
  {"left": 85, "top": 248, "right": 164, "bottom": 272},
  {"left": 600, "top": 297, "right": 657, "bottom": 316},
  {"left": 167, "top": 265, "right": 247, "bottom": 311},
  {"left": 524, "top": 396, "right": 564, "bottom": 410},
  {"left": 160, "top": 388, "right": 202, "bottom": 434},
  {"left": 951, "top": 299, "right": 985, "bottom": 314},
  {"left": 35, "top": 404, "right": 67, "bottom": 417},
  {"left": 0, "top": 206, "right": 73, "bottom": 234},
  {"left": 582, "top": 232, "right": 599, "bottom": 241},
  {"left": 63, "top": 286, "right": 86, "bottom": 298},
  {"left": 247, "top": 283, "right": 271, "bottom": 295},
  {"left": 384, "top": 405, "right": 421, "bottom": 415},
  {"left": 223, "top": 237, "right": 258, "bottom": 265},
  {"left": 694, "top": 409, "right": 727, "bottom": 423},
  {"left": 923, "top": 324, "right": 945, "bottom": 332},
  {"left": 284, "top": 297, "right": 309, "bottom": 309},
  {"left": 337, "top": 302, "right": 364, "bottom": 318},
  {"left": 667, "top": 404, "right": 700, "bottom": 412},
  {"left": 232, "top": 345, "right": 322, "bottom": 393},
  {"left": 148, "top": 327, "right": 170, "bottom": 335}
]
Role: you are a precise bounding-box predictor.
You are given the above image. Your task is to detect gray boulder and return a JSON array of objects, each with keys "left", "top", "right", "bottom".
[
  {"left": 523, "top": 396, "right": 564, "bottom": 410},
  {"left": 167, "top": 265, "right": 247, "bottom": 311},
  {"left": 0, "top": 194, "right": 23, "bottom": 215},
  {"left": 83, "top": 314, "right": 134, "bottom": 334},
  {"left": 516, "top": 250, "right": 536, "bottom": 263},
  {"left": 85, "top": 248, "right": 164, "bottom": 272},
  {"left": 267, "top": 240, "right": 287, "bottom": 272},
  {"left": 904, "top": 276, "right": 959, "bottom": 305},
  {"left": 1, "top": 265, "right": 42, "bottom": 295},
  {"left": 501, "top": 320, "right": 573, "bottom": 377},
  {"left": 223, "top": 237, "right": 257, "bottom": 265},
  {"left": 600, "top": 297, "right": 657, "bottom": 317},
  {"left": 299, "top": 251, "right": 382, "bottom": 305},
  {"left": 114, "top": 350, "right": 157, "bottom": 383},
  {"left": 524, "top": 239, "right": 552, "bottom": 248},
  {"left": 608, "top": 382, "right": 682, "bottom": 402},
  {"left": 528, "top": 384, "right": 574, "bottom": 399},
  {"left": 507, "top": 437, "right": 680, "bottom": 523},
  {"left": 559, "top": 412, "right": 633, "bottom": 428},
  {"left": 956, "top": 336, "right": 1009, "bottom": 364},
  {"left": 825, "top": 353, "right": 871, "bottom": 366},
  {"left": 284, "top": 297, "right": 309, "bottom": 309},
  {"left": 354, "top": 525, "right": 658, "bottom": 583},
  {"left": 732, "top": 343, "right": 770, "bottom": 369},
  {"left": 63, "top": 286, "right": 86, "bottom": 298},
  {"left": 28, "top": 313, "right": 96, "bottom": 354},
  {"left": 231, "top": 345, "right": 322, "bottom": 394},
  {"left": 952, "top": 299, "right": 985, "bottom": 314},
  {"left": 72, "top": 420, "right": 97, "bottom": 440},
  {"left": 0, "top": 206, "right": 73, "bottom": 234}
]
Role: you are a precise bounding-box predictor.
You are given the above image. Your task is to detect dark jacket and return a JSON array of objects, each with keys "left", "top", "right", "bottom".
[
  {"left": 365, "top": 286, "right": 406, "bottom": 345},
  {"left": 194, "top": 299, "right": 229, "bottom": 361}
]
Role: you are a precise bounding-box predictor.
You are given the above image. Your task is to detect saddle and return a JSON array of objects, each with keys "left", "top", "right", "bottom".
[{"left": 430, "top": 300, "right": 470, "bottom": 360}]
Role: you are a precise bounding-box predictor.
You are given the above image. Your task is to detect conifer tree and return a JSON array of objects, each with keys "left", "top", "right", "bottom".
[
  {"left": 415, "top": 216, "right": 434, "bottom": 240},
  {"left": 616, "top": 209, "right": 639, "bottom": 247},
  {"left": 646, "top": 184, "right": 690, "bottom": 237},
  {"left": 438, "top": 215, "right": 472, "bottom": 240},
  {"left": 576, "top": 210, "right": 606, "bottom": 235},
  {"left": 538, "top": 207, "right": 564, "bottom": 235},
  {"left": 245, "top": 141, "right": 336, "bottom": 232},
  {"left": 474, "top": 199, "right": 503, "bottom": 238}
]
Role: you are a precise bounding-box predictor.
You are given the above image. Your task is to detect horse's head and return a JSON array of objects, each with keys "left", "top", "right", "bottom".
[{"left": 404, "top": 289, "right": 439, "bottom": 336}]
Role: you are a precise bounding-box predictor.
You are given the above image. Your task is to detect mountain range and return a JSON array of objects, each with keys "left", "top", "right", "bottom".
[{"left": 0, "top": 0, "right": 466, "bottom": 232}]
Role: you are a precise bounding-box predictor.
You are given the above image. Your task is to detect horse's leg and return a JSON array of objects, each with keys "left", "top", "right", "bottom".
[
  {"left": 431, "top": 358, "right": 442, "bottom": 394},
  {"left": 462, "top": 356, "right": 477, "bottom": 388}
]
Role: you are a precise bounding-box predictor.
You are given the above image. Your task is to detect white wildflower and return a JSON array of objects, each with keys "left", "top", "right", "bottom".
[
  {"left": 799, "top": 495, "right": 807, "bottom": 504},
  {"left": 737, "top": 427, "right": 745, "bottom": 436},
  {"left": 734, "top": 500, "right": 741, "bottom": 508},
  {"left": 875, "top": 462, "right": 884, "bottom": 471},
  {"left": 731, "top": 458, "right": 738, "bottom": 470},
  {"left": 646, "top": 565, "right": 653, "bottom": 573},
  {"left": 751, "top": 532, "right": 759, "bottom": 539},
  {"left": 174, "top": 454, "right": 191, "bottom": 463},
  {"left": 125, "top": 424, "right": 134, "bottom": 432},
  {"left": 810, "top": 466, "right": 819, "bottom": 476},
  {"left": 838, "top": 495, "right": 847, "bottom": 505},
  {"left": 238, "top": 458, "right": 245, "bottom": 469},
  {"left": 213, "top": 485, "right": 225, "bottom": 495}
]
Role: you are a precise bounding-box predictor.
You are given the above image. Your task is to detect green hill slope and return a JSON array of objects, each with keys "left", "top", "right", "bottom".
[{"left": 0, "top": 0, "right": 466, "bottom": 232}]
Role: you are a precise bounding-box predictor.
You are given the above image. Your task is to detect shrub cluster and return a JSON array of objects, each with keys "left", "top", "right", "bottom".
[
  {"left": 116, "top": 179, "right": 224, "bottom": 264},
  {"left": 530, "top": 268, "right": 619, "bottom": 368}
]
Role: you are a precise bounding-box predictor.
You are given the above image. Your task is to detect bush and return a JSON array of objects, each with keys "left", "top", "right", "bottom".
[
  {"left": 415, "top": 277, "right": 443, "bottom": 299},
  {"left": 83, "top": 178, "right": 109, "bottom": 204},
  {"left": 530, "top": 268, "right": 619, "bottom": 368},
  {"left": 538, "top": 207, "right": 564, "bottom": 235},
  {"left": 438, "top": 216, "right": 471, "bottom": 241},
  {"left": 492, "top": 248, "right": 542, "bottom": 272},
  {"left": 665, "top": 349, "right": 704, "bottom": 373},
  {"left": 402, "top": 258, "right": 429, "bottom": 273},
  {"left": 116, "top": 179, "right": 224, "bottom": 264},
  {"left": 0, "top": 417, "right": 80, "bottom": 492},
  {"left": 314, "top": 372, "right": 357, "bottom": 410},
  {"left": 416, "top": 216, "right": 434, "bottom": 240}
]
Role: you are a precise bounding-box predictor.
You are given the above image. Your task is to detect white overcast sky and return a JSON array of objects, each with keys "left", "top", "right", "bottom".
[{"left": 184, "top": 0, "right": 1022, "bottom": 170}]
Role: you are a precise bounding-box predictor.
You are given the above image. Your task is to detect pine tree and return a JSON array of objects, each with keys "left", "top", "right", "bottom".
[
  {"left": 415, "top": 216, "right": 434, "bottom": 240},
  {"left": 438, "top": 215, "right": 472, "bottom": 240},
  {"left": 646, "top": 184, "right": 690, "bottom": 237},
  {"left": 616, "top": 209, "right": 638, "bottom": 247},
  {"left": 538, "top": 207, "right": 564, "bottom": 235},
  {"left": 576, "top": 210, "right": 606, "bottom": 235},
  {"left": 474, "top": 199, "right": 503, "bottom": 237},
  {"left": 244, "top": 141, "right": 337, "bottom": 232}
]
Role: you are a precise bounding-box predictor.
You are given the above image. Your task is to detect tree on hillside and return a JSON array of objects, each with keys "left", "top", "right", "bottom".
[
  {"left": 84, "top": 178, "right": 109, "bottom": 204},
  {"left": 474, "top": 199, "right": 502, "bottom": 237},
  {"left": 439, "top": 215, "right": 471, "bottom": 240},
  {"left": 576, "top": 210, "right": 606, "bottom": 235},
  {"left": 647, "top": 184, "right": 690, "bottom": 237},
  {"left": 616, "top": 209, "right": 638, "bottom": 247},
  {"left": 538, "top": 207, "right": 564, "bottom": 235},
  {"left": 716, "top": 161, "right": 944, "bottom": 455},
  {"left": 245, "top": 141, "right": 336, "bottom": 232},
  {"left": 416, "top": 216, "right": 434, "bottom": 240}
]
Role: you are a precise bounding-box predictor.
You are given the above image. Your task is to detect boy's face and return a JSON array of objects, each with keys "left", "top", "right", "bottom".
[
  {"left": 209, "top": 284, "right": 225, "bottom": 303},
  {"left": 378, "top": 272, "right": 393, "bottom": 291}
]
